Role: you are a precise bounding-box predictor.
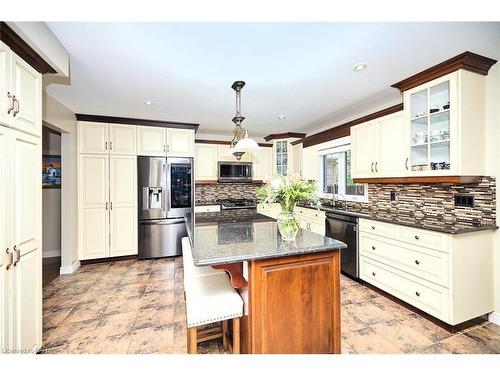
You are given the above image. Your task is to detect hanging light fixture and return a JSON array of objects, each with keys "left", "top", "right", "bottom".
[{"left": 230, "top": 81, "right": 260, "bottom": 159}]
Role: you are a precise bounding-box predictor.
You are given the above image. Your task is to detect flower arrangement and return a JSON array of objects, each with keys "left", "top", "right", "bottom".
[{"left": 256, "top": 173, "right": 319, "bottom": 240}]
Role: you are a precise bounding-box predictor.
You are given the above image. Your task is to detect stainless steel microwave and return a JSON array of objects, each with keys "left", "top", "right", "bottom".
[{"left": 218, "top": 161, "right": 253, "bottom": 182}]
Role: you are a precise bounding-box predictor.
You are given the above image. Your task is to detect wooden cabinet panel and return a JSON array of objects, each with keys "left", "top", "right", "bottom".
[
  {"left": 0, "top": 42, "right": 13, "bottom": 127},
  {"left": 79, "top": 122, "right": 109, "bottom": 154},
  {"left": 0, "top": 125, "right": 10, "bottom": 350},
  {"left": 166, "top": 128, "right": 194, "bottom": 157},
  {"left": 248, "top": 252, "right": 340, "bottom": 354},
  {"left": 109, "top": 155, "right": 137, "bottom": 256},
  {"left": 351, "top": 121, "right": 377, "bottom": 178},
  {"left": 195, "top": 143, "right": 218, "bottom": 181},
  {"left": 377, "top": 113, "right": 406, "bottom": 176},
  {"left": 10, "top": 52, "right": 41, "bottom": 138},
  {"left": 109, "top": 124, "right": 136, "bottom": 155},
  {"left": 252, "top": 147, "right": 272, "bottom": 181},
  {"left": 137, "top": 126, "right": 166, "bottom": 156}
]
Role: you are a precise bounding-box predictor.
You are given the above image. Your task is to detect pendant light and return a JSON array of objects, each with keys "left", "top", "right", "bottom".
[{"left": 230, "top": 81, "right": 260, "bottom": 159}]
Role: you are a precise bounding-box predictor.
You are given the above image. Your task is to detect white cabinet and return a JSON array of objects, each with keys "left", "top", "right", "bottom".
[
  {"left": 252, "top": 147, "right": 273, "bottom": 181},
  {"left": 79, "top": 122, "right": 109, "bottom": 154},
  {"left": 195, "top": 143, "right": 218, "bottom": 181},
  {"left": 359, "top": 218, "right": 494, "bottom": 325},
  {"left": 109, "top": 124, "right": 137, "bottom": 155},
  {"left": 291, "top": 143, "right": 303, "bottom": 176},
  {"left": 0, "top": 42, "right": 42, "bottom": 138},
  {"left": 351, "top": 112, "right": 405, "bottom": 178},
  {"left": 295, "top": 207, "right": 325, "bottom": 236},
  {"left": 78, "top": 154, "right": 137, "bottom": 260},
  {"left": 302, "top": 145, "right": 319, "bottom": 181},
  {"left": 137, "top": 126, "right": 194, "bottom": 157},
  {"left": 0, "top": 126, "right": 42, "bottom": 353},
  {"left": 194, "top": 205, "right": 221, "bottom": 213}
]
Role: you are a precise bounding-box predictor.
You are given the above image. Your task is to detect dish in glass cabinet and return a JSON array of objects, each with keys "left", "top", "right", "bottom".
[
  {"left": 430, "top": 108, "right": 440, "bottom": 114},
  {"left": 443, "top": 102, "right": 450, "bottom": 110}
]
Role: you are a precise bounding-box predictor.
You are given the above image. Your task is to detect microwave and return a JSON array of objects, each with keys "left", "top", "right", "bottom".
[{"left": 218, "top": 161, "right": 253, "bottom": 183}]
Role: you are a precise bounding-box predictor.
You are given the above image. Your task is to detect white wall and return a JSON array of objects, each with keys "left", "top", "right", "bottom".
[
  {"left": 484, "top": 63, "right": 500, "bottom": 321},
  {"left": 42, "top": 87, "right": 79, "bottom": 272}
]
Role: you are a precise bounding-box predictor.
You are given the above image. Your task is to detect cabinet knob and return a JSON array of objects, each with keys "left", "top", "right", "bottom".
[
  {"left": 371, "top": 226, "right": 376, "bottom": 230},
  {"left": 415, "top": 291, "right": 420, "bottom": 297},
  {"left": 414, "top": 235, "right": 419, "bottom": 240},
  {"left": 415, "top": 260, "right": 420, "bottom": 265},
  {"left": 371, "top": 246, "right": 376, "bottom": 250},
  {"left": 372, "top": 272, "right": 376, "bottom": 277}
]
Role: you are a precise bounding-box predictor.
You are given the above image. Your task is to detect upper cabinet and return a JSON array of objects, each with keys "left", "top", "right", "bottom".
[
  {"left": 137, "top": 126, "right": 194, "bottom": 157},
  {"left": 252, "top": 146, "right": 273, "bottom": 181},
  {"left": 195, "top": 143, "right": 218, "bottom": 181},
  {"left": 109, "top": 124, "right": 137, "bottom": 155},
  {"left": 0, "top": 41, "right": 42, "bottom": 138},
  {"left": 79, "top": 122, "right": 137, "bottom": 155}
]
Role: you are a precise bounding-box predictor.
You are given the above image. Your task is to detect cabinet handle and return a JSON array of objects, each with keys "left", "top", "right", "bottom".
[
  {"left": 414, "top": 235, "right": 419, "bottom": 240},
  {"left": 12, "top": 246, "right": 20, "bottom": 267},
  {"left": 106, "top": 202, "right": 108, "bottom": 210},
  {"left": 372, "top": 272, "right": 376, "bottom": 277},
  {"left": 374, "top": 162, "right": 378, "bottom": 172},
  {"left": 105, "top": 141, "right": 108, "bottom": 150},
  {"left": 415, "top": 260, "right": 420, "bottom": 265},
  {"left": 110, "top": 202, "right": 113, "bottom": 210},
  {"left": 371, "top": 162, "right": 374, "bottom": 173},
  {"left": 12, "top": 97, "right": 19, "bottom": 117},
  {"left": 405, "top": 157, "right": 409, "bottom": 170},
  {"left": 6, "top": 92, "right": 14, "bottom": 114},
  {"left": 4, "top": 248, "right": 13, "bottom": 270},
  {"left": 110, "top": 142, "right": 113, "bottom": 151},
  {"left": 415, "top": 291, "right": 420, "bottom": 297},
  {"left": 371, "top": 246, "right": 376, "bottom": 250},
  {"left": 163, "top": 145, "right": 166, "bottom": 153},
  {"left": 371, "top": 225, "right": 376, "bottom": 230}
]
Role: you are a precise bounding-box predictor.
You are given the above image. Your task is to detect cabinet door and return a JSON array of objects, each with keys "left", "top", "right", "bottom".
[
  {"left": 195, "top": 144, "right": 218, "bottom": 181},
  {"left": 79, "top": 154, "right": 109, "bottom": 260},
  {"left": 109, "top": 155, "right": 137, "bottom": 257},
  {"left": 351, "top": 122, "right": 377, "bottom": 178},
  {"left": 109, "top": 124, "right": 136, "bottom": 155},
  {"left": 137, "top": 126, "right": 166, "bottom": 156},
  {"left": 0, "top": 42, "right": 13, "bottom": 127},
  {"left": 252, "top": 147, "right": 273, "bottom": 181},
  {"left": 166, "top": 128, "right": 194, "bottom": 157},
  {"left": 10, "top": 129, "right": 41, "bottom": 352},
  {"left": 376, "top": 113, "right": 406, "bottom": 177},
  {"left": 291, "top": 143, "right": 302, "bottom": 176},
  {"left": 0, "top": 125, "right": 10, "bottom": 351},
  {"left": 10, "top": 52, "right": 42, "bottom": 138},
  {"left": 78, "top": 122, "right": 109, "bottom": 154}
]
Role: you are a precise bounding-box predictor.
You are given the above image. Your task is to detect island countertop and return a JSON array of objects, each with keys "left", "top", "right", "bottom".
[{"left": 185, "top": 209, "right": 346, "bottom": 266}]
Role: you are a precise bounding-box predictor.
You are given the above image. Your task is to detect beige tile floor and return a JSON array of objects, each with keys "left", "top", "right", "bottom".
[{"left": 41, "top": 258, "right": 500, "bottom": 354}]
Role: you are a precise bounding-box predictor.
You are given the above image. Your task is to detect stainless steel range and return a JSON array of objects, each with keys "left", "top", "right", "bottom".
[{"left": 219, "top": 198, "right": 257, "bottom": 210}]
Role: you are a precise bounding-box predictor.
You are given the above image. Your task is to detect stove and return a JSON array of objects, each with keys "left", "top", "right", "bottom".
[{"left": 219, "top": 198, "right": 257, "bottom": 210}]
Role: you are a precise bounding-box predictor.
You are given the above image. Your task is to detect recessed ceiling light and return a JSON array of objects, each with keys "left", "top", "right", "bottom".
[
  {"left": 278, "top": 115, "right": 286, "bottom": 119},
  {"left": 352, "top": 63, "right": 368, "bottom": 72},
  {"left": 144, "top": 100, "right": 154, "bottom": 105}
]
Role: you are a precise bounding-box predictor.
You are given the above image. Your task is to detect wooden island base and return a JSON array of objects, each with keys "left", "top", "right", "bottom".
[{"left": 237, "top": 250, "right": 341, "bottom": 354}]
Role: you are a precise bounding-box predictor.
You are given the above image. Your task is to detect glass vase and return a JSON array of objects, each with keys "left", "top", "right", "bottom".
[{"left": 277, "top": 211, "right": 299, "bottom": 242}]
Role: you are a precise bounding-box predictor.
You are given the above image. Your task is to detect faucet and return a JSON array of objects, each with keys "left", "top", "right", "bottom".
[{"left": 326, "top": 183, "right": 347, "bottom": 211}]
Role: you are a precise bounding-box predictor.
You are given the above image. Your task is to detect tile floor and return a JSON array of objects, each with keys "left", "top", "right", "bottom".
[{"left": 41, "top": 258, "right": 500, "bottom": 354}]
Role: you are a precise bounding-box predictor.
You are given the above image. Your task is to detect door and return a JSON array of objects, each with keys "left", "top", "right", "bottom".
[
  {"left": 252, "top": 147, "right": 273, "bottom": 181},
  {"left": 110, "top": 155, "right": 137, "bottom": 256},
  {"left": 109, "top": 124, "right": 136, "bottom": 155},
  {"left": 166, "top": 128, "right": 194, "bottom": 157},
  {"left": 10, "top": 129, "right": 41, "bottom": 352},
  {"left": 137, "top": 126, "right": 166, "bottom": 156},
  {"left": 195, "top": 144, "right": 218, "bottom": 181},
  {"left": 0, "top": 41, "right": 13, "bottom": 127},
  {"left": 78, "top": 121, "right": 109, "bottom": 154},
  {"left": 0, "top": 125, "right": 10, "bottom": 351},
  {"left": 167, "top": 158, "right": 193, "bottom": 218},
  {"left": 377, "top": 113, "right": 406, "bottom": 176},
  {"left": 10, "top": 52, "right": 42, "bottom": 138},
  {"left": 351, "top": 121, "right": 377, "bottom": 178},
  {"left": 79, "top": 154, "right": 109, "bottom": 260}
]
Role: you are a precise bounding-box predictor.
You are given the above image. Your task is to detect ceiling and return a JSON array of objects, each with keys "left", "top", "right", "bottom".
[{"left": 46, "top": 22, "right": 500, "bottom": 139}]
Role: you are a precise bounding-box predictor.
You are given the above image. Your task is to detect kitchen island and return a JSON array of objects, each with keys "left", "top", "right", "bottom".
[{"left": 185, "top": 209, "right": 347, "bottom": 354}]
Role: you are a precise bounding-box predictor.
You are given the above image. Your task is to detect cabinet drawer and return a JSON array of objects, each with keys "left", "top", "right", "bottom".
[
  {"left": 359, "top": 233, "right": 449, "bottom": 287},
  {"left": 360, "top": 257, "right": 450, "bottom": 322},
  {"left": 295, "top": 207, "right": 325, "bottom": 220},
  {"left": 359, "top": 218, "right": 394, "bottom": 238},
  {"left": 194, "top": 205, "right": 220, "bottom": 213},
  {"left": 395, "top": 226, "right": 449, "bottom": 252}
]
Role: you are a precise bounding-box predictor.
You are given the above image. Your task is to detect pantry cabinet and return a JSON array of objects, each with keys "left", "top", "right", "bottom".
[
  {"left": 0, "top": 125, "right": 10, "bottom": 350},
  {"left": 137, "top": 126, "right": 194, "bottom": 157},
  {"left": 109, "top": 124, "right": 137, "bottom": 155},
  {"left": 79, "top": 122, "right": 137, "bottom": 155}
]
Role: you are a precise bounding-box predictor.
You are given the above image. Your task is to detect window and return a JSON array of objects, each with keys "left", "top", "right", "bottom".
[
  {"left": 320, "top": 146, "right": 367, "bottom": 202},
  {"left": 275, "top": 140, "right": 288, "bottom": 175}
]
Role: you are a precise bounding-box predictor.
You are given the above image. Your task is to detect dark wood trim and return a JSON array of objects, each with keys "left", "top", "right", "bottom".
[
  {"left": 80, "top": 255, "right": 138, "bottom": 265},
  {"left": 353, "top": 176, "right": 483, "bottom": 185},
  {"left": 0, "top": 22, "right": 56, "bottom": 74},
  {"left": 195, "top": 180, "right": 265, "bottom": 185},
  {"left": 42, "top": 185, "right": 61, "bottom": 190},
  {"left": 363, "top": 281, "right": 487, "bottom": 333},
  {"left": 291, "top": 139, "right": 304, "bottom": 146},
  {"left": 302, "top": 103, "right": 403, "bottom": 148},
  {"left": 391, "top": 51, "right": 497, "bottom": 92},
  {"left": 195, "top": 139, "right": 273, "bottom": 147},
  {"left": 263, "top": 132, "right": 306, "bottom": 142},
  {"left": 75, "top": 113, "right": 200, "bottom": 132},
  {"left": 213, "top": 262, "right": 247, "bottom": 288}
]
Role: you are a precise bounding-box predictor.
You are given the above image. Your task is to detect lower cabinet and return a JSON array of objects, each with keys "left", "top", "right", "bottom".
[
  {"left": 359, "top": 218, "right": 494, "bottom": 325},
  {"left": 79, "top": 154, "right": 137, "bottom": 260},
  {"left": 194, "top": 205, "right": 220, "bottom": 213},
  {"left": 295, "top": 207, "right": 325, "bottom": 236},
  {"left": 1, "top": 125, "right": 42, "bottom": 353}
]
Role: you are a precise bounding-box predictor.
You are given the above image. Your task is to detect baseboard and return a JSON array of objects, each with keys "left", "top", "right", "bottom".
[
  {"left": 488, "top": 312, "right": 500, "bottom": 326},
  {"left": 42, "top": 250, "right": 61, "bottom": 258},
  {"left": 59, "top": 260, "right": 80, "bottom": 275}
]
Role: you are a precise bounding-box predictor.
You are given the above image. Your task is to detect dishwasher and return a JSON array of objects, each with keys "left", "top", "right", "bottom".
[{"left": 325, "top": 212, "right": 359, "bottom": 279}]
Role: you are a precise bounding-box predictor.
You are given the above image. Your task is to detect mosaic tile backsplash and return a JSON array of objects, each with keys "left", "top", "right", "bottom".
[
  {"left": 196, "top": 177, "right": 496, "bottom": 229},
  {"left": 321, "top": 176, "right": 496, "bottom": 228}
]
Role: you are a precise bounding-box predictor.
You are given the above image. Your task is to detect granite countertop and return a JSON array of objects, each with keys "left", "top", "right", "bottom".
[
  {"left": 185, "top": 209, "right": 346, "bottom": 266},
  {"left": 298, "top": 203, "right": 498, "bottom": 235}
]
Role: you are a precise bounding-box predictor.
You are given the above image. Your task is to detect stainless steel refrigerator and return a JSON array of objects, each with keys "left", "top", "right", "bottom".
[{"left": 138, "top": 156, "right": 193, "bottom": 259}]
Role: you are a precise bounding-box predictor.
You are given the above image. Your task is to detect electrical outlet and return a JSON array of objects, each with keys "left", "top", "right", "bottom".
[
  {"left": 454, "top": 194, "right": 475, "bottom": 208},
  {"left": 390, "top": 191, "right": 397, "bottom": 201}
]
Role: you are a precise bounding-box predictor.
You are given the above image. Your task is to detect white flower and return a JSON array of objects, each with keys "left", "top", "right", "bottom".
[{"left": 270, "top": 178, "right": 282, "bottom": 190}]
